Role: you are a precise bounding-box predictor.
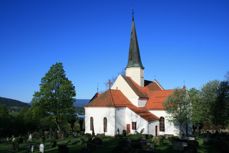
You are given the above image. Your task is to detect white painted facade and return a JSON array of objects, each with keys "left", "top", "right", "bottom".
[
  {"left": 85, "top": 107, "right": 116, "bottom": 136},
  {"left": 85, "top": 106, "right": 160, "bottom": 136},
  {"left": 150, "top": 110, "right": 179, "bottom": 136},
  {"left": 85, "top": 74, "right": 179, "bottom": 136},
  {"left": 111, "top": 75, "right": 139, "bottom": 107},
  {"left": 125, "top": 67, "right": 144, "bottom": 87},
  {"left": 84, "top": 17, "right": 180, "bottom": 137},
  {"left": 138, "top": 99, "right": 147, "bottom": 107}
]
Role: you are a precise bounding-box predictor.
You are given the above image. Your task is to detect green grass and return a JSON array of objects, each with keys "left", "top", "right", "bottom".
[
  {"left": 0, "top": 134, "right": 228, "bottom": 153},
  {"left": 196, "top": 135, "right": 229, "bottom": 153}
]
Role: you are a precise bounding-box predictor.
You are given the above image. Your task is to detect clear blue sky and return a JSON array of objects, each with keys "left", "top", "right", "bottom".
[{"left": 0, "top": 0, "right": 229, "bottom": 102}]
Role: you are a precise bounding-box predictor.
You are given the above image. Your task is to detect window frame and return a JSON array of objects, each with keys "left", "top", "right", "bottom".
[
  {"left": 132, "top": 122, "right": 137, "bottom": 130},
  {"left": 90, "top": 117, "right": 94, "bottom": 131},
  {"left": 103, "top": 117, "right": 107, "bottom": 132},
  {"left": 159, "top": 117, "right": 165, "bottom": 132}
]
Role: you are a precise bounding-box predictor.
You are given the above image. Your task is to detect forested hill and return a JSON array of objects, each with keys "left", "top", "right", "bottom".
[
  {"left": 0, "top": 96, "right": 89, "bottom": 113},
  {"left": 74, "top": 99, "right": 90, "bottom": 107},
  {"left": 0, "top": 97, "right": 30, "bottom": 111}
]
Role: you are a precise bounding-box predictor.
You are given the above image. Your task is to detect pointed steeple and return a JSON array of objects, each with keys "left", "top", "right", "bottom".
[{"left": 126, "top": 14, "right": 144, "bottom": 69}]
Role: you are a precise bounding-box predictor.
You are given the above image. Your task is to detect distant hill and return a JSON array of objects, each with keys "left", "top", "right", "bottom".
[
  {"left": 74, "top": 99, "right": 90, "bottom": 107},
  {"left": 0, "top": 97, "right": 89, "bottom": 113},
  {"left": 0, "top": 97, "right": 30, "bottom": 112}
]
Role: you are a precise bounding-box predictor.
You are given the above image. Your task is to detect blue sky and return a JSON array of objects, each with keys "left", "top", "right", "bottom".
[{"left": 0, "top": 0, "right": 229, "bottom": 102}]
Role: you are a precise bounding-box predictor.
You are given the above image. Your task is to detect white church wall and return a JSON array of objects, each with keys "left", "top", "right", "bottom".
[
  {"left": 148, "top": 121, "right": 159, "bottom": 135},
  {"left": 138, "top": 99, "right": 147, "bottom": 107},
  {"left": 125, "top": 108, "right": 149, "bottom": 134},
  {"left": 111, "top": 75, "right": 139, "bottom": 107},
  {"left": 150, "top": 110, "right": 179, "bottom": 136},
  {"left": 125, "top": 67, "right": 144, "bottom": 87},
  {"left": 115, "top": 107, "right": 126, "bottom": 134},
  {"left": 85, "top": 107, "right": 116, "bottom": 136}
]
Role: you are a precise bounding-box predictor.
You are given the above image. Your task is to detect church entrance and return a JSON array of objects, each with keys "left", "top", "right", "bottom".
[
  {"left": 155, "top": 126, "right": 158, "bottom": 136},
  {"left": 126, "top": 124, "right": 130, "bottom": 133}
]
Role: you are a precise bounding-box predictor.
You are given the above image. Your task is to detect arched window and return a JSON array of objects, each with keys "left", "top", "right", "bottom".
[
  {"left": 159, "top": 117, "right": 165, "bottom": 131},
  {"left": 90, "top": 117, "right": 94, "bottom": 131},
  {"left": 103, "top": 117, "right": 107, "bottom": 132}
]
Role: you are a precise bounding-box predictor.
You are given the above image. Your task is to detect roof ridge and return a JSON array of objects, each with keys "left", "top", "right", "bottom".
[
  {"left": 109, "top": 89, "right": 116, "bottom": 107},
  {"left": 128, "top": 104, "right": 159, "bottom": 121},
  {"left": 152, "top": 80, "right": 164, "bottom": 90},
  {"left": 123, "top": 76, "right": 148, "bottom": 98}
]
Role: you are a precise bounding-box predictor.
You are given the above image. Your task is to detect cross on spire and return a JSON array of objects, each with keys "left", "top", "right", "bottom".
[
  {"left": 126, "top": 12, "right": 144, "bottom": 69},
  {"left": 106, "top": 80, "right": 113, "bottom": 89},
  {"left": 132, "top": 9, "right": 134, "bottom": 20}
]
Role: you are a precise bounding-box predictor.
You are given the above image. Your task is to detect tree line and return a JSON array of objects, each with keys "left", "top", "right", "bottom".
[
  {"left": 0, "top": 63, "right": 77, "bottom": 138},
  {"left": 164, "top": 72, "right": 229, "bottom": 136},
  {"left": 1, "top": 63, "right": 228, "bottom": 138}
]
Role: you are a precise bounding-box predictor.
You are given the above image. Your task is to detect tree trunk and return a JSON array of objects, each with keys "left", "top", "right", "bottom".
[
  {"left": 55, "top": 118, "right": 61, "bottom": 132},
  {"left": 179, "top": 124, "right": 182, "bottom": 138},
  {"left": 185, "top": 122, "right": 188, "bottom": 136}
]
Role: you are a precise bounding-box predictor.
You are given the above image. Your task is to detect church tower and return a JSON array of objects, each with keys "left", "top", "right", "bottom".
[{"left": 125, "top": 15, "right": 144, "bottom": 87}]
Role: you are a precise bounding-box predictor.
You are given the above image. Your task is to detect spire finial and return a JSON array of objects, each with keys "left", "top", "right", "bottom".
[
  {"left": 126, "top": 9, "right": 144, "bottom": 69},
  {"left": 132, "top": 9, "right": 134, "bottom": 21},
  {"left": 96, "top": 83, "right": 99, "bottom": 93}
]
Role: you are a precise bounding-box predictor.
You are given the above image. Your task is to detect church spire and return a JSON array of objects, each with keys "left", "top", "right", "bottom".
[{"left": 126, "top": 14, "right": 144, "bottom": 69}]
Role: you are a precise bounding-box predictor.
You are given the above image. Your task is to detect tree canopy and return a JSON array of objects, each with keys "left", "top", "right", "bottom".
[
  {"left": 163, "top": 88, "right": 191, "bottom": 136},
  {"left": 32, "top": 62, "right": 76, "bottom": 131},
  {"left": 164, "top": 74, "right": 229, "bottom": 135}
]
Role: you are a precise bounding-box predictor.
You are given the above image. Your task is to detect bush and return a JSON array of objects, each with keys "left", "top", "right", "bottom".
[{"left": 58, "top": 144, "right": 69, "bottom": 153}]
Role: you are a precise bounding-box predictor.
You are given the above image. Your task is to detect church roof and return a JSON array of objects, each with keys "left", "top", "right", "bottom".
[
  {"left": 123, "top": 76, "right": 148, "bottom": 98},
  {"left": 85, "top": 90, "right": 130, "bottom": 107},
  {"left": 85, "top": 89, "right": 159, "bottom": 121},
  {"left": 145, "top": 80, "right": 164, "bottom": 91},
  {"left": 121, "top": 76, "right": 174, "bottom": 110},
  {"left": 145, "top": 90, "right": 174, "bottom": 110},
  {"left": 126, "top": 16, "right": 144, "bottom": 69}
]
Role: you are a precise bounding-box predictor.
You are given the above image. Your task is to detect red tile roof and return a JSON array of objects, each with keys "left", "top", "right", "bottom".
[
  {"left": 123, "top": 77, "right": 148, "bottom": 98},
  {"left": 86, "top": 76, "right": 174, "bottom": 121},
  {"left": 144, "top": 90, "right": 174, "bottom": 110},
  {"left": 122, "top": 77, "right": 174, "bottom": 110},
  {"left": 145, "top": 80, "right": 164, "bottom": 91},
  {"left": 85, "top": 90, "right": 158, "bottom": 121}
]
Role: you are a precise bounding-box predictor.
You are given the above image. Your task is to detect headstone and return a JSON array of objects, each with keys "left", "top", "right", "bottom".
[
  {"left": 12, "top": 136, "right": 16, "bottom": 150},
  {"left": 39, "top": 143, "right": 44, "bottom": 153},
  {"left": 31, "top": 145, "right": 34, "bottom": 152},
  {"left": 28, "top": 134, "right": 32, "bottom": 142}
]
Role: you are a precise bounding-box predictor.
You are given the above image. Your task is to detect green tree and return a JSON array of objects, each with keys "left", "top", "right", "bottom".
[
  {"left": 214, "top": 80, "right": 229, "bottom": 129},
  {"left": 163, "top": 88, "right": 191, "bottom": 136},
  {"left": 189, "top": 88, "right": 202, "bottom": 125},
  {"left": 32, "top": 62, "right": 76, "bottom": 131},
  {"left": 200, "top": 80, "right": 220, "bottom": 129},
  {"left": 0, "top": 105, "right": 11, "bottom": 137},
  {"left": 67, "top": 114, "right": 77, "bottom": 133}
]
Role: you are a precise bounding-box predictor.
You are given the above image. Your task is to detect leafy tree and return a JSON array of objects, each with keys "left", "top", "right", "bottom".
[
  {"left": 32, "top": 62, "right": 76, "bottom": 131},
  {"left": 189, "top": 88, "right": 202, "bottom": 124},
  {"left": 214, "top": 80, "right": 229, "bottom": 129},
  {"left": 0, "top": 105, "right": 11, "bottom": 137},
  {"left": 67, "top": 114, "right": 77, "bottom": 133},
  {"left": 188, "top": 88, "right": 202, "bottom": 134},
  {"left": 163, "top": 88, "right": 191, "bottom": 136},
  {"left": 200, "top": 80, "right": 220, "bottom": 129},
  {"left": 225, "top": 71, "right": 229, "bottom": 81}
]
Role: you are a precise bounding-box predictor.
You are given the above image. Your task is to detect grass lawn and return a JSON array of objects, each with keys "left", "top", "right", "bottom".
[{"left": 0, "top": 134, "right": 228, "bottom": 153}]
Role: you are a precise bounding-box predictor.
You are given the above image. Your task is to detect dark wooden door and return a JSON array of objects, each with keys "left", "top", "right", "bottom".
[
  {"left": 155, "top": 125, "right": 158, "bottom": 136},
  {"left": 127, "top": 124, "right": 130, "bottom": 133}
]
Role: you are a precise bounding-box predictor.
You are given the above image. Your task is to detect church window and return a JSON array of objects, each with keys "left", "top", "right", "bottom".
[
  {"left": 159, "top": 117, "right": 165, "bottom": 131},
  {"left": 132, "top": 122, "right": 137, "bottom": 130},
  {"left": 103, "top": 117, "right": 107, "bottom": 132},
  {"left": 90, "top": 117, "right": 94, "bottom": 131}
]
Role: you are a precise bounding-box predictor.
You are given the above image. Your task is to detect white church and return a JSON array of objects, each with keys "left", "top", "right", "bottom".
[{"left": 85, "top": 16, "right": 179, "bottom": 136}]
